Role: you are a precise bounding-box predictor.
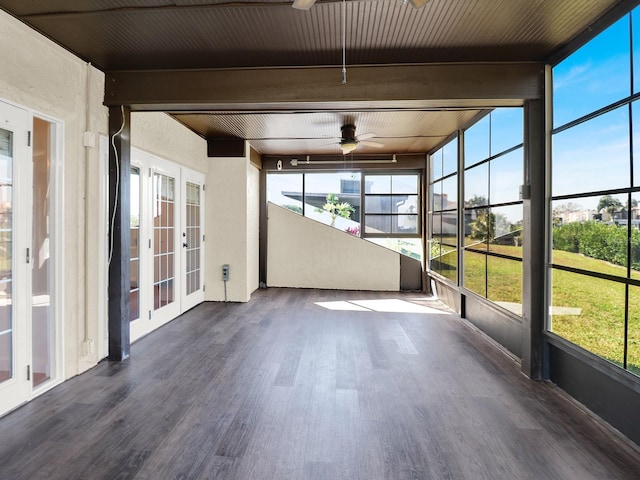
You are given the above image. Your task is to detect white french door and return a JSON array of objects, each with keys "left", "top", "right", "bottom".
[
  {"left": 129, "top": 151, "right": 205, "bottom": 342},
  {"left": 0, "top": 100, "right": 62, "bottom": 416},
  {"left": 181, "top": 168, "right": 205, "bottom": 312},
  {"left": 0, "top": 102, "right": 31, "bottom": 414}
]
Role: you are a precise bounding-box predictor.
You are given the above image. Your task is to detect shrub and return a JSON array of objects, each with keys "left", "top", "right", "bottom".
[
  {"left": 552, "top": 221, "right": 582, "bottom": 253},
  {"left": 553, "top": 221, "right": 640, "bottom": 270}
]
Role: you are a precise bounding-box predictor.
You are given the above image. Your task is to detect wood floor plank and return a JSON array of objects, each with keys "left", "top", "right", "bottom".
[{"left": 1, "top": 288, "right": 640, "bottom": 480}]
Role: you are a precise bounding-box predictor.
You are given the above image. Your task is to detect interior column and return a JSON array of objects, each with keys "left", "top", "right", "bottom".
[{"left": 108, "top": 105, "right": 131, "bottom": 361}]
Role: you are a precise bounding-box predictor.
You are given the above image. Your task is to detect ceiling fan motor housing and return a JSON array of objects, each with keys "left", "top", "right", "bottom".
[{"left": 341, "top": 124, "right": 357, "bottom": 142}]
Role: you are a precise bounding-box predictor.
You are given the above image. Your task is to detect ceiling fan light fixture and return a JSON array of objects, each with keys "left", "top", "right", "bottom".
[
  {"left": 340, "top": 141, "right": 358, "bottom": 155},
  {"left": 408, "top": 0, "right": 431, "bottom": 8},
  {"left": 292, "top": 0, "right": 316, "bottom": 10}
]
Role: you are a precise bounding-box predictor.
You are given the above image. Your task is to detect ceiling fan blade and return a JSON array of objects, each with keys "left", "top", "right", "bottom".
[
  {"left": 356, "top": 132, "right": 377, "bottom": 141},
  {"left": 359, "top": 141, "right": 384, "bottom": 148},
  {"left": 315, "top": 141, "right": 340, "bottom": 148},
  {"left": 292, "top": 0, "right": 316, "bottom": 10}
]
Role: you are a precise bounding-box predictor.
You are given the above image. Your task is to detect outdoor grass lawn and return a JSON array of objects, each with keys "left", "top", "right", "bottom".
[
  {"left": 459, "top": 246, "right": 640, "bottom": 375},
  {"left": 464, "top": 245, "right": 523, "bottom": 303},
  {"left": 550, "top": 250, "right": 640, "bottom": 375}
]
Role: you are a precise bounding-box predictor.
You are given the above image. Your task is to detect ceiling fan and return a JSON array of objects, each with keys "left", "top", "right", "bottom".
[
  {"left": 292, "top": 0, "right": 430, "bottom": 10},
  {"left": 335, "top": 124, "right": 384, "bottom": 154}
]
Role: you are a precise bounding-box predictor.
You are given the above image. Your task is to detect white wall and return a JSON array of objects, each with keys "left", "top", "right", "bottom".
[
  {"left": 0, "top": 10, "right": 212, "bottom": 383},
  {"left": 205, "top": 145, "right": 260, "bottom": 302},
  {"left": 267, "top": 203, "right": 400, "bottom": 291},
  {"left": 0, "top": 9, "right": 109, "bottom": 378},
  {"left": 131, "top": 112, "right": 208, "bottom": 173}
]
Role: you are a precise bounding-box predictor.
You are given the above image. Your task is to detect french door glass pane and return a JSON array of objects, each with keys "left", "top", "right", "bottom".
[
  {"left": 185, "top": 182, "right": 201, "bottom": 296},
  {"left": 0, "top": 128, "right": 13, "bottom": 384},
  {"left": 153, "top": 173, "right": 175, "bottom": 311},
  {"left": 32, "top": 118, "right": 53, "bottom": 387}
]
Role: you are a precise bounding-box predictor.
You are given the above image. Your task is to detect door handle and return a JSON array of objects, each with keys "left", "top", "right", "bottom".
[{"left": 183, "top": 243, "right": 188, "bottom": 248}]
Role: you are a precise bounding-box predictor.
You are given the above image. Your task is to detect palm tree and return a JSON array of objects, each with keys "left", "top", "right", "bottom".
[
  {"left": 470, "top": 209, "right": 495, "bottom": 241},
  {"left": 322, "top": 193, "right": 355, "bottom": 227},
  {"left": 597, "top": 195, "right": 623, "bottom": 221}
]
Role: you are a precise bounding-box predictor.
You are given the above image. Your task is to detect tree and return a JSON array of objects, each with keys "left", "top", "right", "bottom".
[
  {"left": 465, "top": 195, "right": 488, "bottom": 208},
  {"left": 597, "top": 195, "right": 623, "bottom": 220},
  {"left": 321, "top": 193, "right": 355, "bottom": 227},
  {"left": 554, "top": 202, "right": 582, "bottom": 214},
  {"left": 469, "top": 209, "right": 495, "bottom": 241}
]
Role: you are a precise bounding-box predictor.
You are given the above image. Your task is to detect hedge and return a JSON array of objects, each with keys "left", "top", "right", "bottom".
[{"left": 553, "top": 221, "right": 640, "bottom": 270}]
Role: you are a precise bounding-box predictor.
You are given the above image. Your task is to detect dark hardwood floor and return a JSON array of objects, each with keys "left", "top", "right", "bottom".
[{"left": 1, "top": 288, "right": 639, "bottom": 479}]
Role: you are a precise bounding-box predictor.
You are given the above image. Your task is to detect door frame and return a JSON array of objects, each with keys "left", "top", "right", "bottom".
[
  {"left": 130, "top": 148, "right": 189, "bottom": 342},
  {"left": 180, "top": 167, "right": 205, "bottom": 312},
  {"left": 129, "top": 148, "right": 206, "bottom": 342},
  {"left": 0, "top": 99, "right": 65, "bottom": 416},
  {"left": 31, "top": 110, "right": 65, "bottom": 396}
]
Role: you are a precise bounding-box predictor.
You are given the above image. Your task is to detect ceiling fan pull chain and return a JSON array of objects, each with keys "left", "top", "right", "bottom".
[{"left": 342, "top": 0, "right": 347, "bottom": 84}]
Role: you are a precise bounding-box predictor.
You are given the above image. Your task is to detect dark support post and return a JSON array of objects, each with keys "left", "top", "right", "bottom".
[
  {"left": 422, "top": 159, "right": 429, "bottom": 293},
  {"left": 522, "top": 97, "right": 546, "bottom": 379},
  {"left": 108, "top": 105, "right": 131, "bottom": 361}
]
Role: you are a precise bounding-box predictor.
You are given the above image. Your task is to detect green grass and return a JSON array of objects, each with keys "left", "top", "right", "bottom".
[
  {"left": 549, "top": 251, "right": 640, "bottom": 375},
  {"left": 464, "top": 247, "right": 522, "bottom": 303},
  {"left": 433, "top": 240, "right": 640, "bottom": 374},
  {"left": 461, "top": 246, "right": 640, "bottom": 375}
]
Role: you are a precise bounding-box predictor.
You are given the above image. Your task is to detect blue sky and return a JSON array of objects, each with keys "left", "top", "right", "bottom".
[{"left": 551, "top": 12, "right": 637, "bottom": 211}]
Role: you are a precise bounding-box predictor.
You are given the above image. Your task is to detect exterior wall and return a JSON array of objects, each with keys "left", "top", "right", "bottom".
[
  {"left": 205, "top": 147, "right": 259, "bottom": 302},
  {"left": 267, "top": 203, "right": 400, "bottom": 291},
  {"left": 0, "top": 9, "right": 109, "bottom": 379},
  {"left": 0, "top": 11, "right": 212, "bottom": 385},
  {"left": 130, "top": 112, "right": 208, "bottom": 173}
]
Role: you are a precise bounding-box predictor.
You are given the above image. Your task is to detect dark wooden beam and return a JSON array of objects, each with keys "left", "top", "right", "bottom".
[
  {"left": 108, "top": 106, "right": 131, "bottom": 362},
  {"left": 105, "top": 63, "right": 544, "bottom": 111},
  {"left": 207, "top": 137, "right": 246, "bottom": 157}
]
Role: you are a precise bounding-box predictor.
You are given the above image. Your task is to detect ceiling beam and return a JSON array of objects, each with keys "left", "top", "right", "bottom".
[{"left": 104, "top": 63, "right": 544, "bottom": 111}]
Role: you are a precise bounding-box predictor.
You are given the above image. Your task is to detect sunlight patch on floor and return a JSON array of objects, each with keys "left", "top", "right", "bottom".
[
  {"left": 314, "top": 301, "right": 371, "bottom": 311},
  {"left": 315, "top": 298, "right": 450, "bottom": 314}
]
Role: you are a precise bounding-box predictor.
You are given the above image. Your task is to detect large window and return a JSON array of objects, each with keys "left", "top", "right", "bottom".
[
  {"left": 463, "top": 109, "right": 524, "bottom": 313},
  {"left": 363, "top": 174, "right": 419, "bottom": 235},
  {"left": 551, "top": 12, "right": 640, "bottom": 376},
  {"left": 429, "top": 137, "right": 458, "bottom": 282},
  {"left": 267, "top": 171, "right": 361, "bottom": 230},
  {"left": 267, "top": 170, "right": 422, "bottom": 259}
]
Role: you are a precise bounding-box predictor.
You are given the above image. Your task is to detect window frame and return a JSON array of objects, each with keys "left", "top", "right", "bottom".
[{"left": 361, "top": 171, "right": 422, "bottom": 239}]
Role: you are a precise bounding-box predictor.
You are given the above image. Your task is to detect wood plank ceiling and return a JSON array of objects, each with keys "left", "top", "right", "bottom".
[{"left": 0, "top": 0, "right": 626, "bottom": 156}]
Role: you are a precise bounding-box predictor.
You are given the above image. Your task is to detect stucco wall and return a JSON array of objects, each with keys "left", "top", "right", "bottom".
[
  {"left": 267, "top": 203, "right": 400, "bottom": 291},
  {"left": 205, "top": 147, "right": 260, "bottom": 303},
  {"left": 0, "top": 10, "right": 212, "bottom": 384},
  {"left": 0, "top": 9, "right": 109, "bottom": 378},
  {"left": 131, "top": 112, "right": 208, "bottom": 173},
  {"left": 206, "top": 157, "right": 249, "bottom": 302}
]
